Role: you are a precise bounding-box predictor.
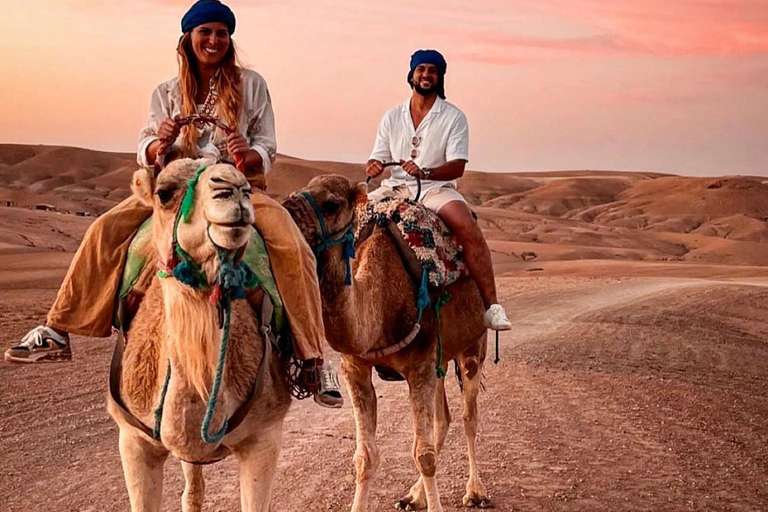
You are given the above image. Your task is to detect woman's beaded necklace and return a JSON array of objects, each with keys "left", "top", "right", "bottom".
[{"left": 199, "top": 75, "right": 219, "bottom": 118}]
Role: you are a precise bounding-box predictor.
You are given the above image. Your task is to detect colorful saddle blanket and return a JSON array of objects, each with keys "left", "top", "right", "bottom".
[
  {"left": 355, "top": 197, "right": 467, "bottom": 288},
  {"left": 117, "top": 217, "right": 285, "bottom": 332}
]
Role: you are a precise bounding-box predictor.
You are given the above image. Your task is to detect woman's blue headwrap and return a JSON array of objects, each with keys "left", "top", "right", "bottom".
[
  {"left": 181, "top": 0, "right": 236, "bottom": 35},
  {"left": 407, "top": 49, "right": 447, "bottom": 99}
]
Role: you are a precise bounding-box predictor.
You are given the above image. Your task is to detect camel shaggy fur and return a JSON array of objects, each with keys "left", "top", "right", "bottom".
[
  {"left": 107, "top": 159, "right": 291, "bottom": 512},
  {"left": 284, "top": 175, "right": 491, "bottom": 512}
]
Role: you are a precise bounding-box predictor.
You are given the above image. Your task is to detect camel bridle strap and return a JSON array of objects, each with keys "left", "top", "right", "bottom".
[{"left": 299, "top": 191, "right": 356, "bottom": 286}]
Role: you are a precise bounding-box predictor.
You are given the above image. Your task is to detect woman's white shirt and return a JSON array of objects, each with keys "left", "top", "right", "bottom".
[{"left": 137, "top": 69, "right": 277, "bottom": 174}]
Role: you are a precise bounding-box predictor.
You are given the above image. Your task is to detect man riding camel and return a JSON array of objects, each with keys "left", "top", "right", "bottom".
[{"left": 365, "top": 49, "right": 512, "bottom": 332}]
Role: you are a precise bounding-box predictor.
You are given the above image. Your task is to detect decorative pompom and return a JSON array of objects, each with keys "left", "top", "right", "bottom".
[{"left": 174, "top": 260, "right": 202, "bottom": 288}]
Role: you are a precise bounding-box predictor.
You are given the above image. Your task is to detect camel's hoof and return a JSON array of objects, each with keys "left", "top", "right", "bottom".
[
  {"left": 395, "top": 500, "right": 423, "bottom": 511},
  {"left": 463, "top": 496, "right": 493, "bottom": 508}
]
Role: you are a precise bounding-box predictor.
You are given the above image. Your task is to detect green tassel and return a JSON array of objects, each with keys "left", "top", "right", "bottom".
[
  {"left": 180, "top": 165, "right": 208, "bottom": 223},
  {"left": 434, "top": 291, "right": 451, "bottom": 378}
]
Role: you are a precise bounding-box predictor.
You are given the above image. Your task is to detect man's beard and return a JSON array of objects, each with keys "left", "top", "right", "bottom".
[{"left": 412, "top": 80, "right": 437, "bottom": 97}]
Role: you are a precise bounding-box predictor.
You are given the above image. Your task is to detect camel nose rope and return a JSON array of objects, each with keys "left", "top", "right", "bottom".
[{"left": 157, "top": 114, "right": 246, "bottom": 174}]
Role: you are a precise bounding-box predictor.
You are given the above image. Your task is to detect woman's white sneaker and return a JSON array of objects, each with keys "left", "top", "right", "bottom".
[
  {"left": 484, "top": 304, "right": 512, "bottom": 331},
  {"left": 4, "top": 326, "right": 71, "bottom": 363}
]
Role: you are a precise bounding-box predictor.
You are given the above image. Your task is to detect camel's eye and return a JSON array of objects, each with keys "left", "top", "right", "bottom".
[
  {"left": 214, "top": 190, "right": 234, "bottom": 200},
  {"left": 156, "top": 186, "right": 176, "bottom": 205},
  {"left": 321, "top": 200, "right": 340, "bottom": 215}
]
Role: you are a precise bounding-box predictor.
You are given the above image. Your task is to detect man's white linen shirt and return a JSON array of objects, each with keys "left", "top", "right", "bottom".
[
  {"left": 137, "top": 69, "right": 277, "bottom": 173},
  {"left": 369, "top": 96, "right": 469, "bottom": 195}
]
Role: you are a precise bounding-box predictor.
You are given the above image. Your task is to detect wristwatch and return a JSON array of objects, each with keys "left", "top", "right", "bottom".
[{"left": 421, "top": 167, "right": 433, "bottom": 179}]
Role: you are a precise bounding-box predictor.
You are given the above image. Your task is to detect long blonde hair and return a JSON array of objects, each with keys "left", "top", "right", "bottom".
[{"left": 177, "top": 32, "right": 243, "bottom": 157}]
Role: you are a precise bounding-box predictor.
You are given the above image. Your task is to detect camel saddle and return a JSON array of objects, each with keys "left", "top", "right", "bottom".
[{"left": 356, "top": 197, "right": 468, "bottom": 288}]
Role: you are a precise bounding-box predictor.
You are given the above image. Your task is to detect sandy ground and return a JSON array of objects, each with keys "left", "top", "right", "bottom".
[{"left": 2, "top": 255, "right": 768, "bottom": 512}]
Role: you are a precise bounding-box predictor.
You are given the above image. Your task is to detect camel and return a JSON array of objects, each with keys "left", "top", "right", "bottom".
[
  {"left": 107, "top": 158, "right": 291, "bottom": 512},
  {"left": 284, "top": 175, "right": 491, "bottom": 512}
]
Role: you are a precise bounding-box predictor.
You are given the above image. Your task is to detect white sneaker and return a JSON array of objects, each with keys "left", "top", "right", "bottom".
[
  {"left": 484, "top": 304, "right": 512, "bottom": 331},
  {"left": 4, "top": 325, "right": 71, "bottom": 363},
  {"left": 314, "top": 361, "right": 344, "bottom": 409}
]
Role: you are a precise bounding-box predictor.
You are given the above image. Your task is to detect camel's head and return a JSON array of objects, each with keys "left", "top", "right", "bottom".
[
  {"left": 132, "top": 158, "right": 254, "bottom": 271},
  {"left": 282, "top": 174, "right": 367, "bottom": 247}
]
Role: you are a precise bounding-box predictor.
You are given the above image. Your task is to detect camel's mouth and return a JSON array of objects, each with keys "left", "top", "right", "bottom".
[{"left": 215, "top": 219, "right": 250, "bottom": 229}]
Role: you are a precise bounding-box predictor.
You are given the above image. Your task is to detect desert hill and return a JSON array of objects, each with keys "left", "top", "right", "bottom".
[{"left": 1, "top": 143, "right": 767, "bottom": 270}]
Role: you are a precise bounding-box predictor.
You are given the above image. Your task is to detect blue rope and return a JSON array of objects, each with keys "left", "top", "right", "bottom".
[
  {"left": 416, "top": 268, "right": 430, "bottom": 322},
  {"left": 301, "top": 191, "right": 356, "bottom": 286},
  {"left": 152, "top": 231, "right": 258, "bottom": 444},
  {"left": 314, "top": 230, "right": 355, "bottom": 285},
  {"left": 201, "top": 300, "right": 232, "bottom": 444},
  {"left": 152, "top": 362, "right": 172, "bottom": 441}
]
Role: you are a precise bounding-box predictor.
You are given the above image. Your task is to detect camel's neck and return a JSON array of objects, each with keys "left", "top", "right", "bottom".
[
  {"left": 161, "top": 279, "right": 221, "bottom": 399},
  {"left": 319, "top": 230, "right": 416, "bottom": 355},
  {"left": 318, "top": 245, "right": 367, "bottom": 354}
]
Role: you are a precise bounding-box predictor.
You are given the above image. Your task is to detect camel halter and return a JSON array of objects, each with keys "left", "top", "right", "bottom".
[
  {"left": 154, "top": 164, "right": 263, "bottom": 444},
  {"left": 299, "top": 191, "right": 357, "bottom": 286}
]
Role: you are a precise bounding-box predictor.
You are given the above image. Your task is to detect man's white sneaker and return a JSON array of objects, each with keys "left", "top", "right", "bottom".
[
  {"left": 484, "top": 304, "right": 512, "bottom": 331},
  {"left": 4, "top": 326, "right": 71, "bottom": 363},
  {"left": 314, "top": 361, "right": 344, "bottom": 409}
]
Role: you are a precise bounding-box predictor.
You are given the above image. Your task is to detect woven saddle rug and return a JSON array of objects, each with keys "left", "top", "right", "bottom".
[{"left": 355, "top": 197, "right": 467, "bottom": 288}]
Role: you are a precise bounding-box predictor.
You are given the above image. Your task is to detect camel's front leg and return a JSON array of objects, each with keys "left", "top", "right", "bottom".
[
  {"left": 342, "top": 357, "right": 379, "bottom": 512},
  {"left": 458, "top": 336, "right": 490, "bottom": 508},
  {"left": 118, "top": 426, "right": 169, "bottom": 512},
  {"left": 406, "top": 365, "right": 443, "bottom": 512},
  {"left": 235, "top": 427, "right": 283, "bottom": 512},
  {"left": 397, "top": 371, "right": 451, "bottom": 510},
  {"left": 181, "top": 461, "right": 205, "bottom": 512}
]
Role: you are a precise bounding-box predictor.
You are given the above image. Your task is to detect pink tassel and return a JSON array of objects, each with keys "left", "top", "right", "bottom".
[{"left": 209, "top": 283, "right": 222, "bottom": 304}]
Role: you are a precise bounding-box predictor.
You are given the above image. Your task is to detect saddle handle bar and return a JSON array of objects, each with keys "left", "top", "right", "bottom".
[{"left": 365, "top": 161, "right": 422, "bottom": 202}]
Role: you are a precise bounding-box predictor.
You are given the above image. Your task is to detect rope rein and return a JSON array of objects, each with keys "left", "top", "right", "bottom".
[
  {"left": 158, "top": 114, "right": 245, "bottom": 174},
  {"left": 152, "top": 164, "right": 260, "bottom": 444}
]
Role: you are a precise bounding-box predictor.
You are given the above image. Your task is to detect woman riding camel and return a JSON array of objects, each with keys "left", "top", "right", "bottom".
[{"left": 5, "top": 0, "right": 343, "bottom": 408}]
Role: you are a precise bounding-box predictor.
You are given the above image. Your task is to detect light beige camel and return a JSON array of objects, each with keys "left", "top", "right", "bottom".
[
  {"left": 107, "top": 158, "right": 291, "bottom": 512},
  {"left": 284, "top": 175, "right": 491, "bottom": 512}
]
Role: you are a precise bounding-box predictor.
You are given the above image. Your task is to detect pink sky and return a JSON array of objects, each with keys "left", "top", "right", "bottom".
[{"left": 2, "top": 0, "right": 767, "bottom": 176}]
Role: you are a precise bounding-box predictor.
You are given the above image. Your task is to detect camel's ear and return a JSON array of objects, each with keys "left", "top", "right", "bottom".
[
  {"left": 131, "top": 168, "right": 155, "bottom": 207},
  {"left": 351, "top": 181, "right": 368, "bottom": 207}
]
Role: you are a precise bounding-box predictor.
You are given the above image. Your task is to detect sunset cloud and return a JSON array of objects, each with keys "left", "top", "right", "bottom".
[{"left": 2, "top": 0, "right": 767, "bottom": 176}]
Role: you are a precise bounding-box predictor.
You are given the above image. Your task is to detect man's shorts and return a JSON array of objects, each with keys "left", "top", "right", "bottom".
[{"left": 367, "top": 184, "right": 467, "bottom": 214}]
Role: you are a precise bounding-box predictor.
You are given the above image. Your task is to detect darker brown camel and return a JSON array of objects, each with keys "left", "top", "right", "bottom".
[
  {"left": 284, "top": 175, "right": 491, "bottom": 512},
  {"left": 108, "top": 158, "right": 291, "bottom": 512}
]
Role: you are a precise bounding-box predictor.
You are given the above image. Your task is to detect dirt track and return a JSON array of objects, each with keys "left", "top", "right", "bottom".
[{"left": 2, "top": 271, "right": 768, "bottom": 512}]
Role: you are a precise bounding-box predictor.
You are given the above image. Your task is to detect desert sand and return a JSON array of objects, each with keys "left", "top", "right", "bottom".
[{"left": 1, "top": 144, "right": 767, "bottom": 511}]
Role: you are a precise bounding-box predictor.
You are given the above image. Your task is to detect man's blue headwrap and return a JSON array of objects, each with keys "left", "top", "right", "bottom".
[
  {"left": 407, "top": 49, "right": 447, "bottom": 99},
  {"left": 181, "top": 0, "right": 236, "bottom": 35}
]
